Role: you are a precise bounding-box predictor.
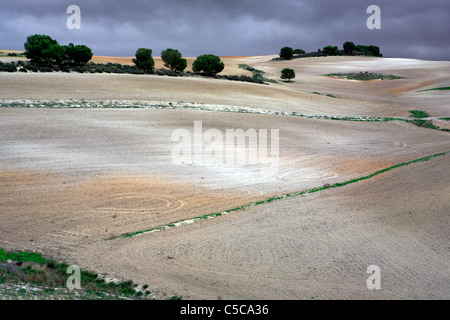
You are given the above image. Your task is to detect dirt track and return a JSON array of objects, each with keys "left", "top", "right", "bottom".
[{"left": 0, "top": 56, "right": 449, "bottom": 299}]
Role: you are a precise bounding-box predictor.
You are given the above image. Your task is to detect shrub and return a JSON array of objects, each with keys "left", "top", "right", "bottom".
[
  {"left": 192, "top": 54, "right": 224, "bottom": 76},
  {"left": 280, "top": 47, "right": 294, "bottom": 60},
  {"left": 281, "top": 68, "right": 296, "bottom": 82}
]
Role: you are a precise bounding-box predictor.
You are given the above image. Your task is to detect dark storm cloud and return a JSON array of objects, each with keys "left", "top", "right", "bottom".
[{"left": 0, "top": 0, "right": 448, "bottom": 60}]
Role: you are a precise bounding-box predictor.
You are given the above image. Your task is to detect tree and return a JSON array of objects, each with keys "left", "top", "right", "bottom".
[
  {"left": 281, "top": 68, "right": 295, "bottom": 82},
  {"left": 65, "top": 43, "right": 93, "bottom": 65},
  {"left": 161, "top": 48, "right": 187, "bottom": 72},
  {"left": 280, "top": 47, "right": 294, "bottom": 60},
  {"left": 323, "top": 46, "right": 339, "bottom": 55},
  {"left": 293, "top": 49, "right": 305, "bottom": 55},
  {"left": 24, "top": 34, "right": 65, "bottom": 66},
  {"left": 132, "top": 48, "right": 154, "bottom": 72},
  {"left": 355, "top": 45, "right": 382, "bottom": 57},
  {"left": 174, "top": 58, "right": 187, "bottom": 72},
  {"left": 343, "top": 41, "right": 356, "bottom": 55},
  {"left": 368, "top": 45, "right": 381, "bottom": 57},
  {"left": 192, "top": 54, "right": 224, "bottom": 76}
]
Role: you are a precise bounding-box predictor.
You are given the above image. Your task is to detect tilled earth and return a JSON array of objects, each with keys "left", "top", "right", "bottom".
[{"left": 0, "top": 55, "right": 449, "bottom": 299}]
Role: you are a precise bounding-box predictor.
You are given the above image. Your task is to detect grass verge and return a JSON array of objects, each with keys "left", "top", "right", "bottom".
[
  {"left": 417, "top": 87, "right": 450, "bottom": 92},
  {"left": 0, "top": 248, "right": 160, "bottom": 300}
]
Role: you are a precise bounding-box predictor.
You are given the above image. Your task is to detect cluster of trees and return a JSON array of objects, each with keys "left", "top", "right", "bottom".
[
  {"left": 21, "top": 34, "right": 227, "bottom": 77},
  {"left": 279, "top": 42, "right": 382, "bottom": 60},
  {"left": 24, "top": 34, "right": 93, "bottom": 67},
  {"left": 132, "top": 47, "right": 224, "bottom": 76}
]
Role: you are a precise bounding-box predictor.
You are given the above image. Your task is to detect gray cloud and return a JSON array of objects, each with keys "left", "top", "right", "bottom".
[{"left": 0, "top": 0, "right": 448, "bottom": 60}]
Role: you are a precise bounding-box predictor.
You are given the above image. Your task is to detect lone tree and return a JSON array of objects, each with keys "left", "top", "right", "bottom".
[
  {"left": 281, "top": 68, "right": 296, "bottom": 82},
  {"left": 161, "top": 48, "right": 187, "bottom": 72},
  {"left": 280, "top": 46, "right": 294, "bottom": 60},
  {"left": 343, "top": 41, "right": 356, "bottom": 55},
  {"left": 65, "top": 43, "right": 93, "bottom": 65},
  {"left": 132, "top": 48, "right": 154, "bottom": 72},
  {"left": 192, "top": 54, "right": 224, "bottom": 76},
  {"left": 24, "top": 34, "right": 65, "bottom": 66}
]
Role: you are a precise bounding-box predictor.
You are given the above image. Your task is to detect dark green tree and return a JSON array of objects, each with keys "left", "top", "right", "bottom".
[
  {"left": 293, "top": 49, "right": 305, "bottom": 55},
  {"left": 24, "top": 34, "right": 65, "bottom": 66},
  {"left": 368, "top": 45, "right": 381, "bottom": 57},
  {"left": 343, "top": 41, "right": 356, "bottom": 54},
  {"left": 281, "top": 68, "right": 296, "bottom": 82},
  {"left": 65, "top": 43, "right": 93, "bottom": 65},
  {"left": 192, "top": 54, "right": 224, "bottom": 76},
  {"left": 132, "top": 48, "right": 155, "bottom": 72},
  {"left": 161, "top": 48, "right": 187, "bottom": 72},
  {"left": 323, "top": 46, "right": 339, "bottom": 55},
  {"left": 280, "top": 47, "right": 294, "bottom": 60}
]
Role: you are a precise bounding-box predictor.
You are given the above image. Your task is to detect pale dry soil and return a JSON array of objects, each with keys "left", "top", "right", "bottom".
[{"left": 0, "top": 55, "right": 449, "bottom": 299}]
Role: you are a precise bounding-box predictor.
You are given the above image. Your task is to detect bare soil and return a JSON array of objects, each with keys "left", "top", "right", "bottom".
[{"left": 0, "top": 55, "right": 449, "bottom": 299}]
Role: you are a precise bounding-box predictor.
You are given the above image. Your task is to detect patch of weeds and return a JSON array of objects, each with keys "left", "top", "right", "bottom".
[
  {"left": 325, "top": 72, "right": 403, "bottom": 81},
  {"left": 409, "top": 110, "right": 430, "bottom": 118},
  {"left": 439, "top": 117, "right": 450, "bottom": 121},
  {"left": 0, "top": 247, "right": 158, "bottom": 300},
  {"left": 238, "top": 64, "right": 277, "bottom": 83},
  {"left": 408, "top": 119, "right": 440, "bottom": 130}
]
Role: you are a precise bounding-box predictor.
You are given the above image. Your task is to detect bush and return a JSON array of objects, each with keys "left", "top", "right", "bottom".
[
  {"left": 281, "top": 68, "right": 296, "bottom": 82},
  {"left": 132, "top": 48, "right": 155, "bottom": 72},
  {"left": 192, "top": 54, "right": 224, "bottom": 76},
  {"left": 0, "top": 62, "right": 17, "bottom": 72},
  {"left": 154, "top": 69, "right": 179, "bottom": 77},
  {"left": 280, "top": 47, "right": 294, "bottom": 60},
  {"left": 222, "top": 75, "right": 264, "bottom": 84}
]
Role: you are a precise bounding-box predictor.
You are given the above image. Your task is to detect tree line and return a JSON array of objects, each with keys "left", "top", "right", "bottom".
[
  {"left": 279, "top": 41, "right": 382, "bottom": 60},
  {"left": 17, "top": 34, "right": 225, "bottom": 76}
]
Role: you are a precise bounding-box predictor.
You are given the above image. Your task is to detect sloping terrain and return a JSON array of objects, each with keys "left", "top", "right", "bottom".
[{"left": 0, "top": 55, "right": 449, "bottom": 299}]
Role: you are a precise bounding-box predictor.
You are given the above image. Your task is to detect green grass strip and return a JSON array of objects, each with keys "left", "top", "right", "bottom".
[
  {"left": 417, "top": 87, "right": 450, "bottom": 92},
  {"left": 106, "top": 150, "right": 448, "bottom": 241},
  {"left": 0, "top": 248, "right": 49, "bottom": 264}
]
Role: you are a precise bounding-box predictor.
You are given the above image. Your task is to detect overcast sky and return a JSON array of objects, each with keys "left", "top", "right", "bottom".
[{"left": 0, "top": 0, "right": 448, "bottom": 60}]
